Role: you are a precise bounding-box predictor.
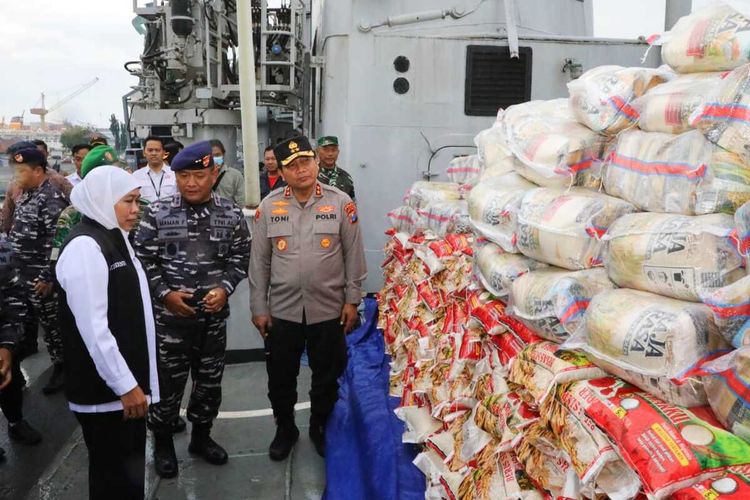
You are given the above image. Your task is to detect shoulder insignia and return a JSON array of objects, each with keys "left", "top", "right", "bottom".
[
  {"left": 255, "top": 209, "right": 262, "bottom": 222},
  {"left": 315, "top": 183, "right": 322, "bottom": 197},
  {"left": 283, "top": 186, "right": 292, "bottom": 198},
  {"left": 344, "top": 201, "right": 358, "bottom": 224}
]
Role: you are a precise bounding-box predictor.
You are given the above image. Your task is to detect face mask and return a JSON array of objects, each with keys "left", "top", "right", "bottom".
[{"left": 213, "top": 156, "right": 224, "bottom": 166}]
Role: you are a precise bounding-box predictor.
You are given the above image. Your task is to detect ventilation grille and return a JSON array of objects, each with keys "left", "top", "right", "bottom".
[{"left": 465, "top": 45, "right": 533, "bottom": 116}]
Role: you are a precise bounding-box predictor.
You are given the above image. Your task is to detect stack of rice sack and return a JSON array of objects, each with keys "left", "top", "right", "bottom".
[{"left": 381, "top": 5, "right": 750, "bottom": 498}]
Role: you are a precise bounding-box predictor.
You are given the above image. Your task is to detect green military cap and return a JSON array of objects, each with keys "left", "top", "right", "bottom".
[
  {"left": 317, "top": 136, "right": 339, "bottom": 147},
  {"left": 81, "top": 145, "right": 119, "bottom": 178}
]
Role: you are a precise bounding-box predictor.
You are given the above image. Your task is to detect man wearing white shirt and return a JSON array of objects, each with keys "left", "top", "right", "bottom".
[
  {"left": 66, "top": 144, "right": 90, "bottom": 187},
  {"left": 132, "top": 136, "right": 177, "bottom": 203}
]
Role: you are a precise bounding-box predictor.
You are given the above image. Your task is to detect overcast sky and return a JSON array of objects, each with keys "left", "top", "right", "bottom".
[{"left": 0, "top": 0, "right": 700, "bottom": 128}]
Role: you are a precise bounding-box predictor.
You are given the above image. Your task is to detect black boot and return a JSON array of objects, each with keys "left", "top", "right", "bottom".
[
  {"left": 8, "top": 420, "right": 42, "bottom": 445},
  {"left": 188, "top": 425, "right": 228, "bottom": 465},
  {"left": 153, "top": 432, "right": 178, "bottom": 478},
  {"left": 42, "top": 364, "right": 64, "bottom": 395},
  {"left": 309, "top": 414, "right": 326, "bottom": 458},
  {"left": 269, "top": 417, "right": 299, "bottom": 461},
  {"left": 171, "top": 416, "right": 187, "bottom": 434}
]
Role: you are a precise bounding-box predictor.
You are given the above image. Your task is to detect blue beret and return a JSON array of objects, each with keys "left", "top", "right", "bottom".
[
  {"left": 171, "top": 141, "right": 214, "bottom": 171},
  {"left": 7, "top": 141, "right": 37, "bottom": 156},
  {"left": 10, "top": 147, "right": 47, "bottom": 168}
]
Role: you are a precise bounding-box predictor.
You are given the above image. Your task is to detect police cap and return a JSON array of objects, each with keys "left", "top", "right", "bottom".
[
  {"left": 171, "top": 141, "right": 214, "bottom": 171},
  {"left": 274, "top": 136, "right": 315, "bottom": 167}
]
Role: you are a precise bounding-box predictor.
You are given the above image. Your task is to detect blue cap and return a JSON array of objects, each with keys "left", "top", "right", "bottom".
[
  {"left": 7, "top": 141, "right": 37, "bottom": 156},
  {"left": 10, "top": 147, "right": 47, "bottom": 168},
  {"left": 171, "top": 141, "right": 214, "bottom": 171}
]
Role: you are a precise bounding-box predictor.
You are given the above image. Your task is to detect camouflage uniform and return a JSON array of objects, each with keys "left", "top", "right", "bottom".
[
  {"left": 0, "top": 235, "right": 24, "bottom": 350},
  {"left": 8, "top": 179, "right": 68, "bottom": 364},
  {"left": 317, "top": 166, "right": 356, "bottom": 201},
  {"left": 134, "top": 193, "right": 250, "bottom": 432}
]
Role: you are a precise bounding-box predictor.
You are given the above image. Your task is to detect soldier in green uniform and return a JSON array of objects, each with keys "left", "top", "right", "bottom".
[{"left": 316, "top": 136, "right": 356, "bottom": 201}]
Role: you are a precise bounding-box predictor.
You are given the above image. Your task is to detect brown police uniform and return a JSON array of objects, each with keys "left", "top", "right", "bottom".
[{"left": 250, "top": 180, "right": 367, "bottom": 423}]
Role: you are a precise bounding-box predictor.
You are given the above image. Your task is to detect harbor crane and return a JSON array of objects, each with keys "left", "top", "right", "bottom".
[{"left": 30, "top": 78, "right": 99, "bottom": 129}]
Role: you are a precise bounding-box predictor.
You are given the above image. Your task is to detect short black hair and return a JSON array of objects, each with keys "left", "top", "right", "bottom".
[
  {"left": 144, "top": 135, "right": 165, "bottom": 148},
  {"left": 163, "top": 141, "right": 184, "bottom": 162},
  {"left": 263, "top": 145, "right": 275, "bottom": 153},
  {"left": 209, "top": 139, "right": 226, "bottom": 154},
  {"left": 72, "top": 144, "right": 91, "bottom": 156},
  {"left": 32, "top": 139, "right": 48, "bottom": 152}
]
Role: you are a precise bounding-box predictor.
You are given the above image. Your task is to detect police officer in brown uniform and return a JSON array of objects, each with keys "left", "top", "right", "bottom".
[{"left": 250, "top": 136, "right": 366, "bottom": 460}]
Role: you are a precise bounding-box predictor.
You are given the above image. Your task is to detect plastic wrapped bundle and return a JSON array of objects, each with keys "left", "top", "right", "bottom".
[
  {"left": 509, "top": 268, "right": 615, "bottom": 343},
  {"left": 605, "top": 212, "right": 744, "bottom": 301},
  {"left": 503, "top": 99, "right": 607, "bottom": 188},
  {"left": 445, "top": 155, "right": 481, "bottom": 185},
  {"left": 568, "top": 289, "right": 730, "bottom": 388},
  {"left": 386, "top": 205, "right": 422, "bottom": 234},
  {"left": 603, "top": 129, "right": 713, "bottom": 214},
  {"left": 702, "top": 276, "right": 750, "bottom": 348},
  {"left": 468, "top": 173, "right": 537, "bottom": 252},
  {"left": 474, "top": 242, "right": 548, "bottom": 297},
  {"left": 692, "top": 64, "right": 750, "bottom": 164},
  {"left": 418, "top": 199, "right": 471, "bottom": 236},
  {"left": 673, "top": 467, "right": 750, "bottom": 499},
  {"left": 703, "top": 348, "right": 750, "bottom": 444},
  {"left": 661, "top": 4, "right": 750, "bottom": 73},
  {"left": 564, "top": 377, "right": 750, "bottom": 499},
  {"left": 633, "top": 72, "right": 725, "bottom": 133},
  {"left": 699, "top": 148, "right": 750, "bottom": 215},
  {"left": 568, "top": 65, "right": 670, "bottom": 135},
  {"left": 737, "top": 201, "right": 750, "bottom": 268},
  {"left": 516, "top": 188, "right": 636, "bottom": 270},
  {"left": 474, "top": 111, "right": 518, "bottom": 179},
  {"left": 404, "top": 181, "right": 462, "bottom": 209}
]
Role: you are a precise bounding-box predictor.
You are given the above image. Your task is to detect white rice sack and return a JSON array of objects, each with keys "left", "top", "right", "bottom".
[
  {"left": 516, "top": 188, "right": 636, "bottom": 270},
  {"left": 419, "top": 200, "right": 471, "bottom": 236},
  {"left": 692, "top": 63, "right": 750, "bottom": 164},
  {"left": 605, "top": 212, "right": 744, "bottom": 302},
  {"left": 661, "top": 3, "right": 750, "bottom": 73},
  {"left": 405, "top": 181, "right": 463, "bottom": 209},
  {"left": 503, "top": 99, "right": 607, "bottom": 188},
  {"left": 474, "top": 242, "right": 548, "bottom": 297},
  {"left": 468, "top": 173, "right": 537, "bottom": 252},
  {"left": 566, "top": 288, "right": 729, "bottom": 382},
  {"left": 603, "top": 129, "right": 709, "bottom": 214},
  {"left": 474, "top": 111, "right": 518, "bottom": 178},
  {"left": 446, "top": 155, "right": 481, "bottom": 186},
  {"left": 698, "top": 147, "right": 750, "bottom": 215},
  {"left": 568, "top": 65, "right": 670, "bottom": 135},
  {"left": 387, "top": 205, "right": 421, "bottom": 234},
  {"left": 633, "top": 72, "right": 726, "bottom": 134},
  {"left": 509, "top": 268, "right": 615, "bottom": 343},
  {"left": 703, "top": 348, "right": 750, "bottom": 443},
  {"left": 701, "top": 275, "right": 750, "bottom": 348}
]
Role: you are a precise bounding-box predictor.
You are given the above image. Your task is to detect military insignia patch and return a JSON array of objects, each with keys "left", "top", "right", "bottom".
[
  {"left": 271, "top": 208, "right": 289, "bottom": 215},
  {"left": 254, "top": 209, "right": 261, "bottom": 222},
  {"left": 315, "top": 184, "right": 322, "bottom": 197},
  {"left": 272, "top": 200, "right": 290, "bottom": 207},
  {"left": 104, "top": 151, "right": 114, "bottom": 162},
  {"left": 14, "top": 154, "right": 23, "bottom": 163},
  {"left": 202, "top": 154, "right": 211, "bottom": 167},
  {"left": 344, "top": 202, "right": 358, "bottom": 223},
  {"left": 317, "top": 205, "right": 335, "bottom": 213},
  {"left": 283, "top": 186, "right": 292, "bottom": 198},
  {"left": 320, "top": 238, "right": 331, "bottom": 249},
  {"left": 289, "top": 141, "right": 299, "bottom": 153},
  {"left": 276, "top": 238, "right": 288, "bottom": 251}
]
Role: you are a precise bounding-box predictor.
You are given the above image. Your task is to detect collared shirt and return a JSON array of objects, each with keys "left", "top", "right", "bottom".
[
  {"left": 66, "top": 172, "right": 82, "bottom": 187},
  {"left": 250, "top": 182, "right": 367, "bottom": 324},
  {"left": 132, "top": 164, "right": 177, "bottom": 203},
  {"left": 317, "top": 165, "right": 356, "bottom": 201},
  {"left": 57, "top": 233, "right": 160, "bottom": 413}
]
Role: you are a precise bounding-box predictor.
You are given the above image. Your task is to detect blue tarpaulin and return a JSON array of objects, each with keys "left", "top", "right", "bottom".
[{"left": 323, "top": 298, "right": 425, "bottom": 500}]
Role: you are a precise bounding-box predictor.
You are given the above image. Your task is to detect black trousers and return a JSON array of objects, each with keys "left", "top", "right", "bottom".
[
  {"left": 266, "top": 316, "right": 347, "bottom": 421},
  {"left": 74, "top": 411, "right": 146, "bottom": 500},
  {"left": 0, "top": 354, "right": 23, "bottom": 423}
]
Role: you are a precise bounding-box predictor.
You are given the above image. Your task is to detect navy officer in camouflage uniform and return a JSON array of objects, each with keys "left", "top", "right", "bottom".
[
  {"left": 0, "top": 234, "right": 42, "bottom": 449},
  {"left": 7, "top": 146, "right": 69, "bottom": 395},
  {"left": 250, "top": 136, "right": 367, "bottom": 460},
  {"left": 134, "top": 141, "right": 251, "bottom": 478}
]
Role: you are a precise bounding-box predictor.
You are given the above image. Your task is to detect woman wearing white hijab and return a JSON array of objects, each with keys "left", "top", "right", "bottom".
[{"left": 56, "top": 166, "right": 158, "bottom": 500}]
